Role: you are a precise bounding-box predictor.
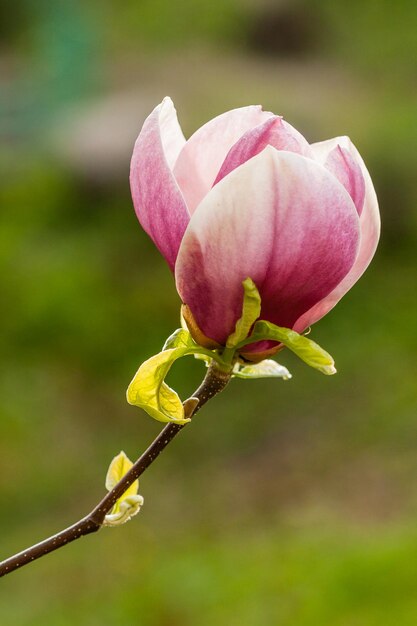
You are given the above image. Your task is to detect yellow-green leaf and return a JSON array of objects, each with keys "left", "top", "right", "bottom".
[
  {"left": 233, "top": 359, "right": 292, "bottom": 380},
  {"left": 103, "top": 451, "right": 144, "bottom": 527},
  {"left": 127, "top": 346, "right": 228, "bottom": 424},
  {"left": 127, "top": 348, "right": 187, "bottom": 424},
  {"left": 237, "top": 320, "right": 336, "bottom": 375},
  {"left": 104, "top": 495, "right": 144, "bottom": 526},
  {"left": 226, "top": 278, "right": 261, "bottom": 348},
  {"left": 105, "top": 450, "right": 138, "bottom": 498},
  {"left": 162, "top": 328, "right": 195, "bottom": 350}
]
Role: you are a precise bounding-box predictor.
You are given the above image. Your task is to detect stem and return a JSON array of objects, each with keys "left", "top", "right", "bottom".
[{"left": 0, "top": 361, "right": 231, "bottom": 578}]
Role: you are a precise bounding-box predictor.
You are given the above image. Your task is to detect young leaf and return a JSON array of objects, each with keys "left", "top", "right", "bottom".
[
  {"left": 162, "top": 328, "right": 195, "bottom": 350},
  {"left": 104, "top": 495, "right": 144, "bottom": 526},
  {"left": 233, "top": 359, "right": 292, "bottom": 380},
  {"left": 237, "top": 320, "right": 336, "bottom": 375},
  {"left": 226, "top": 278, "right": 261, "bottom": 348},
  {"left": 127, "top": 346, "right": 228, "bottom": 424},
  {"left": 105, "top": 450, "right": 138, "bottom": 496},
  {"left": 103, "top": 451, "right": 144, "bottom": 527},
  {"left": 127, "top": 348, "right": 188, "bottom": 424}
]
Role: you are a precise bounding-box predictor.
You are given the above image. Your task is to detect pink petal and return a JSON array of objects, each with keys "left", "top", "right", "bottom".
[
  {"left": 130, "top": 97, "right": 190, "bottom": 271},
  {"left": 214, "top": 116, "right": 313, "bottom": 185},
  {"left": 175, "top": 147, "right": 360, "bottom": 346},
  {"left": 173, "top": 105, "right": 273, "bottom": 214},
  {"left": 312, "top": 140, "right": 365, "bottom": 215},
  {"left": 294, "top": 137, "right": 380, "bottom": 332}
]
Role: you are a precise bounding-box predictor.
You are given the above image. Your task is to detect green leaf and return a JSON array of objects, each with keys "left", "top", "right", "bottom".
[
  {"left": 233, "top": 359, "right": 292, "bottom": 380},
  {"left": 103, "top": 451, "right": 144, "bottom": 527},
  {"left": 127, "top": 346, "right": 228, "bottom": 424},
  {"left": 237, "top": 320, "right": 336, "bottom": 375},
  {"left": 105, "top": 450, "right": 138, "bottom": 496},
  {"left": 162, "top": 328, "right": 195, "bottom": 350},
  {"left": 226, "top": 278, "right": 261, "bottom": 348},
  {"left": 127, "top": 348, "right": 189, "bottom": 424}
]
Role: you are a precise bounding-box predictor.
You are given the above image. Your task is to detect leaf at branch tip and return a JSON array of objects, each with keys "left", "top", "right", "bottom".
[
  {"left": 127, "top": 344, "right": 228, "bottom": 424},
  {"left": 233, "top": 359, "right": 292, "bottom": 380},
  {"left": 226, "top": 278, "right": 261, "bottom": 348},
  {"left": 103, "top": 451, "right": 144, "bottom": 527}
]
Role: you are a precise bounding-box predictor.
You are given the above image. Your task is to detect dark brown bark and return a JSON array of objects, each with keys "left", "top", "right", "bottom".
[{"left": 0, "top": 361, "right": 231, "bottom": 577}]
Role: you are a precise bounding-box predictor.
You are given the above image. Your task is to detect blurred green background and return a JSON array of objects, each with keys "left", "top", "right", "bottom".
[{"left": 1, "top": 0, "right": 417, "bottom": 624}]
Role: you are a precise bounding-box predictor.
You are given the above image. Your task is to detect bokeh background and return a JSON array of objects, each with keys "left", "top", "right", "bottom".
[{"left": 1, "top": 0, "right": 417, "bottom": 623}]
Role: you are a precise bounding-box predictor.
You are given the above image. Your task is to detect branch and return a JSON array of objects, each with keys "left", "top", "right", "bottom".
[{"left": 0, "top": 361, "right": 231, "bottom": 577}]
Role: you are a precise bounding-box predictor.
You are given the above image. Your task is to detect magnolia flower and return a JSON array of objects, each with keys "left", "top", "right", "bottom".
[{"left": 130, "top": 98, "right": 379, "bottom": 358}]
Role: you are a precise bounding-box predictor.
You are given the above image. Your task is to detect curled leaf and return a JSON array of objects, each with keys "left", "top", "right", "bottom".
[
  {"left": 127, "top": 345, "right": 228, "bottom": 424},
  {"left": 104, "top": 495, "right": 144, "bottom": 526},
  {"left": 105, "top": 450, "right": 138, "bottom": 495},
  {"left": 233, "top": 359, "right": 292, "bottom": 380},
  {"left": 237, "top": 320, "right": 336, "bottom": 375},
  {"left": 226, "top": 278, "right": 261, "bottom": 348},
  {"left": 103, "top": 451, "right": 144, "bottom": 527},
  {"left": 127, "top": 348, "right": 188, "bottom": 424},
  {"left": 162, "top": 328, "right": 195, "bottom": 350}
]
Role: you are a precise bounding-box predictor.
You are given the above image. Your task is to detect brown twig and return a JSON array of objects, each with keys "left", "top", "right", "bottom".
[{"left": 0, "top": 361, "right": 231, "bottom": 577}]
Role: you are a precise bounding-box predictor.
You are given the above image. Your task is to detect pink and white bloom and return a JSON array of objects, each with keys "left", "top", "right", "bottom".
[{"left": 130, "top": 97, "right": 380, "bottom": 356}]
